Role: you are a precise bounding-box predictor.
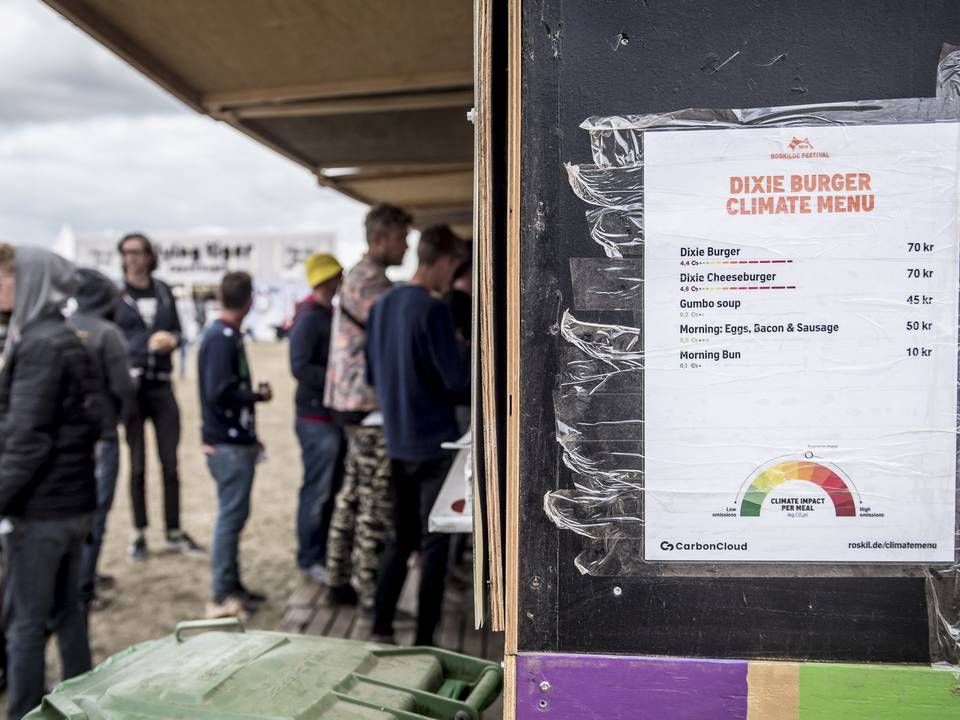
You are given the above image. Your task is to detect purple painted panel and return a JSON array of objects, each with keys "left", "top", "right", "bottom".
[{"left": 515, "top": 653, "right": 749, "bottom": 720}]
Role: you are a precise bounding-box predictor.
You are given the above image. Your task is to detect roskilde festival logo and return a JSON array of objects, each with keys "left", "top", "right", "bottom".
[{"left": 771, "top": 136, "right": 830, "bottom": 160}]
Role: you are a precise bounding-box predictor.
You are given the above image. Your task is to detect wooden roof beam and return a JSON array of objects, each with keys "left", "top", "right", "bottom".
[
  {"left": 204, "top": 70, "right": 473, "bottom": 112},
  {"left": 226, "top": 90, "right": 474, "bottom": 120},
  {"left": 317, "top": 163, "right": 473, "bottom": 181}
]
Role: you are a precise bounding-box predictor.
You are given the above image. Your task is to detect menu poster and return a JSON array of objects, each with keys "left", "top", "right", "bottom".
[{"left": 643, "top": 123, "right": 959, "bottom": 563}]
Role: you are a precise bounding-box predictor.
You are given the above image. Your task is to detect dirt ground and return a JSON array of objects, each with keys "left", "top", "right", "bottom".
[
  {"left": 1, "top": 339, "right": 503, "bottom": 717},
  {"left": 86, "top": 340, "right": 303, "bottom": 661}
]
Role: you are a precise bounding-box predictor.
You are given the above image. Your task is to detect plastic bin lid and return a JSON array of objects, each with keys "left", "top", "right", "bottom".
[{"left": 26, "top": 619, "right": 502, "bottom": 720}]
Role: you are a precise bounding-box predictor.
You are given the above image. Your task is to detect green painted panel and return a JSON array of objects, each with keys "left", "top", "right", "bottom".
[{"left": 799, "top": 663, "right": 960, "bottom": 720}]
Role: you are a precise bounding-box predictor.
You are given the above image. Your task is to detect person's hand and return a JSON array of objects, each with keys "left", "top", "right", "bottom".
[
  {"left": 257, "top": 382, "right": 273, "bottom": 402},
  {"left": 148, "top": 331, "right": 177, "bottom": 353}
]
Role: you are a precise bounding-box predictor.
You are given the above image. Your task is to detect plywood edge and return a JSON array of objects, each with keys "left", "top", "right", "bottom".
[
  {"left": 475, "top": 0, "right": 506, "bottom": 633},
  {"left": 502, "top": 653, "right": 518, "bottom": 720},
  {"left": 472, "top": 0, "right": 490, "bottom": 632},
  {"left": 504, "top": 0, "right": 523, "bottom": 655}
]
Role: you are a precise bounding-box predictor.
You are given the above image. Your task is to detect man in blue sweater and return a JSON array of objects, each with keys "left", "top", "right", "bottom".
[
  {"left": 198, "top": 272, "right": 272, "bottom": 618},
  {"left": 288, "top": 253, "right": 343, "bottom": 583},
  {"left": 365, "top": 225, "right": 469, "bottom": 645}
]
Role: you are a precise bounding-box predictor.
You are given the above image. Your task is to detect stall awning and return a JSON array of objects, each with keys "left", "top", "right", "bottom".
[{"left": 44, "top": 0, "right": 474, "bottom": 236}]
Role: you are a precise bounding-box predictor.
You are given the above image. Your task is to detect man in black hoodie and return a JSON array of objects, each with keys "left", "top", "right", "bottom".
[
  {"left": 114, "top": 232, "right": 201, "bottom": 560},
  {"left": 289, "top": 253, "right": 343, "bottom": 583},
  {"left": 0, "top": 244, "right": 100, "bottom": 720},
  {"left": 68, "top": 269, "right": 134, "bottom": 610}
]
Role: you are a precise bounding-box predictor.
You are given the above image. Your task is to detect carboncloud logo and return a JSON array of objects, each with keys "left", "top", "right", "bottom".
[{"left": 659, "top": 540, "right": 748, "bottom": 552}]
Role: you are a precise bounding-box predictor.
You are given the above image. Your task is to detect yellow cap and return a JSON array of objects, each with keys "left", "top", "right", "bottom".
[{"left": 304, "top": 253, "right": 342, "bottom": 288}]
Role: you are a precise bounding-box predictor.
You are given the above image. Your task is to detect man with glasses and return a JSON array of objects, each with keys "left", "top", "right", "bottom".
[{"left": 114, "top": 233, "right": 202, "bottom": 561}]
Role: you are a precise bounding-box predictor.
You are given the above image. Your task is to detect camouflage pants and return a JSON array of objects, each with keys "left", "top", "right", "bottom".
[{"left": 325, "top": 424, "right": 392, "bottom": 605}]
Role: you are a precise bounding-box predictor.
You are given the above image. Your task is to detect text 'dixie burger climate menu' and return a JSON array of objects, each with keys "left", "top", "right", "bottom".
[{"left": 643, "top": 123, "right": 959, "bottom": 563}]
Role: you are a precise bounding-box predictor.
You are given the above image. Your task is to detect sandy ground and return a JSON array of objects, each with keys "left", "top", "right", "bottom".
[{"left": 85, "top": 340, "right": 303, "bottom": 660}]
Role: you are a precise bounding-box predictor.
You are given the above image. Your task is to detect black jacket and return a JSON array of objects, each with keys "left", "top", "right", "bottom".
[
  {"left": 288, "top": 297, "right": 334, "bottom": 419},
  {"left": 69, "top": 313, "right": 134, "bottom": 441},
  {"left": 115, "top": 278, "right": 182, "bottom": 381},
  {"left": 0, "top": 315, "right": 99, "bottom": 519},
  {"left": 69, "top": 268, "right": 134, "bottom": 440}
]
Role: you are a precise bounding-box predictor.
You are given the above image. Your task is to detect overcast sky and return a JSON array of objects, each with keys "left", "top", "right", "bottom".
[{"left": 0, "top": 0, "right": 367, "bottom": 250}]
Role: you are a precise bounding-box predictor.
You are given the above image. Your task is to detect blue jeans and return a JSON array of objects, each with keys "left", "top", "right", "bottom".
[
  {"left": 295, "top": 419, "right": 344, "bottom": 569},
  {"left": 3, "top": 514, "right": 93, "bottom": 720},
  {"left": 79, "top": 439, "right": 120, "bottom": 601},
  {"left": 207, "top": 444, "right": 258, "bottom": 601}
]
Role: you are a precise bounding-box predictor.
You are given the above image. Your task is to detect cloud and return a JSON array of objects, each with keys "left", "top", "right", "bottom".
[
  {"left": 0, "top": 0, "right": 182, "bottom": 124},
  {"left": 0, "top": 113, "right": 368, "bottom": 246},
  {"left": 0, "top": 0, "right": 370, "bottom": 252}
]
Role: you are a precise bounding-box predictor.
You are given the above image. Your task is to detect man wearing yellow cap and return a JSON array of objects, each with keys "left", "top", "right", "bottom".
[{"left": 288, "top": 252, "right": 343, "bottom": 583}]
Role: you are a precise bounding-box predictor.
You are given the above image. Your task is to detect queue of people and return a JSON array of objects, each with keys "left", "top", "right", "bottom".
[{"left": 0, "top": 202, "right": 471, "bottom": 719}]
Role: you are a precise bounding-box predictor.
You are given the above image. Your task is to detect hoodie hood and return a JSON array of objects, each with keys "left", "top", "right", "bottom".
[
  {"left": 75, "top": 267, "right": 119, "bottom": 318},
  {"left": 6, "top": 246, "right": 77, "bottom": 359}
]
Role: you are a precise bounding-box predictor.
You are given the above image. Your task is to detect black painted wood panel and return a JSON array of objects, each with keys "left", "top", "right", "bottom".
[{"left": 516, "top": 0, "right": 959, "bottom": 659}]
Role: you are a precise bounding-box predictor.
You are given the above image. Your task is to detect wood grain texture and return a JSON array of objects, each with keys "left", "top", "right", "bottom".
[
  {"left": 475, "top": 0, "right": 505, "bottom": 632},
  {"left": 502, "top": 653, "right": 518, "bottom": 720},
  {"left": 747, "top": 661, "right": 799, "bottom": 720},
  {"left": 504, "top": 0, "right": 523, "bottom": 658}
]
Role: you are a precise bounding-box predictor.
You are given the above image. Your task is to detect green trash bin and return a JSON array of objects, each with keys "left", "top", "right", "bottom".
[{"left": 25, "top": 618, "right": 502, "bottom": 720}]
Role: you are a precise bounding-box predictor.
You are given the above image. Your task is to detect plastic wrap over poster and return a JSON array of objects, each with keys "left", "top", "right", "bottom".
[
  {"left": 643, "top": 122, "right": 958, "bottom": 563},
  {"left": 546, "top": 89, "right": 960, "bottom": 579}
]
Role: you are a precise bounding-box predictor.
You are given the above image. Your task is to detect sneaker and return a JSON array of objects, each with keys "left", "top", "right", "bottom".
[
  {"left": 166, "top": 530, "right": 205, "bottom": 555},
  {"left": 129, "top": 536, "right": 148, "bottom": 562},
  {"left": 95, "top": 573, "right": 116, "bottom": 590},
  {"left": 326, "top": 583, "right": 358, "bottom": 606},
  {"left": 369, "top": 633, "right": 397, "bottom": 645},
  {"left": 205, "top": 596, "right": 246, "bottom": 619},
  {"left": 302, "top": 564, "right": 329, "bottom": 586}
]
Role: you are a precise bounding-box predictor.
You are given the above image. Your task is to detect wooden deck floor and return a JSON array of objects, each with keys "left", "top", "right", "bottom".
[{"left": 281, "top": 565, "right": 505, "bottom": 718}]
